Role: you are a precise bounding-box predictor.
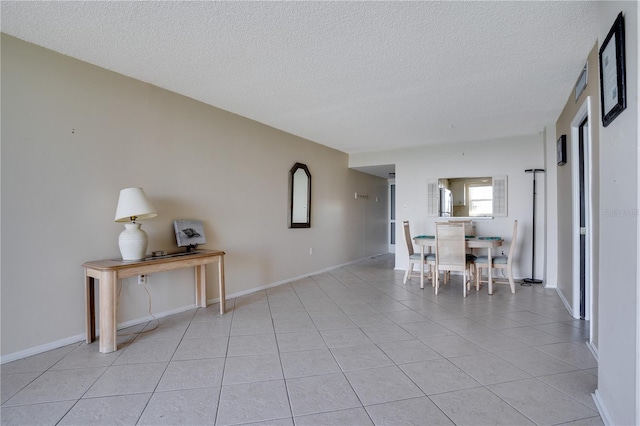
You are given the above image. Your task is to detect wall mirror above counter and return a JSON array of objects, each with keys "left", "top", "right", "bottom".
[
  {"left": 289, "top": 162, "right": 311, "bottom": 228},
  {"left": 427, "top": 175, "right": 507, "bottom": 218}
]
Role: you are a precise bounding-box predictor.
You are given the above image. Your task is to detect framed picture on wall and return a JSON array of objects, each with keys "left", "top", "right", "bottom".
[
  {"left": 599, "top": 12, "right": 626, "bottom": 127},
  {"left": 557, "top": 135, "right": 567, "bottom": 166}
]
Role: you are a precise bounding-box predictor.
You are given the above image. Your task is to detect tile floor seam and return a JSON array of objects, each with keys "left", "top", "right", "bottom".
[
  {"left": 479, "top": 381, "right": 542, "bottom": 426},
  {"left": 214, "top": 299, "right": 236, "bottom": 425},
  {"left": 267, "top": 292, "right": 295, "bottom": 423},
  {"left": 487, "top": 376, "right": 599, "bottom": 425},
  {"left": 532, "top": 373, "right": 601, "bottom": 408},
  {"left": 337, "top": 361, "right": 379, "bottom": 419},
  {"left": 422, "top": 393, "right": 461, "bottom": 426},
  {"left": 1, "top": 370, "right": 48, "bottom": 406},
  {"left": 16, "top": 398, "right": 77, "bottom": 426}
]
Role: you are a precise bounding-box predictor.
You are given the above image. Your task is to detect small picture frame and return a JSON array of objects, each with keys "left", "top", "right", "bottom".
[
  {"left": 574, "top": 63, "right": 587, "bottom": 102},
  {"left": 599, "top": 12, "right": 626, "bottom": 127},
  {"left": 174, "top": 219, "right": 206, "bottom": 249},
  {"left": 557, "top": 135, "right": 567, "bottom": 166}
]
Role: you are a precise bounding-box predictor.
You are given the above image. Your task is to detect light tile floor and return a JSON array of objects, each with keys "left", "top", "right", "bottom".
[{"left": 1, "top": 254, "right": 602, "bottom": 425}]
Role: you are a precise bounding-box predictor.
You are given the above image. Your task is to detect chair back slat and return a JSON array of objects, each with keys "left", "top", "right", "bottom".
[
  {"left": 507, "top": 220, "right": 518, "bottom": 266},
  {"left": 403, "top": 221, "right": 414, "bottom": 256},
  {"left": 436, "top": 223, "right": 466, "bottom": 272}
]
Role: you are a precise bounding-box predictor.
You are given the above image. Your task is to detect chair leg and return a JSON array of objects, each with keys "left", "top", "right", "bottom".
[
  {"left": 507, "top": 266, "right": 515, "bottom": 293},
  {"left": 463, "top": 271, "right": 467, "bottom": 297},
  {"left": 471, "top": 267, "right": 474, "bottom": 291},
  {"left": 471, "top": 264, "right": 478, "bottom": 291},
  {"left": 474, "top": 265, "right": 479, "bottom": 291},
  {"left": 403, "top": 262, "right": 411, "bottom": 284}
]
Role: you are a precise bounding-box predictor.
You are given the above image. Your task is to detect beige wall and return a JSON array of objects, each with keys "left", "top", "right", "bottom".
[
  {"left": 0, "top": 35, "right": 388, "bottom": 358},
  {"left": 554, "top": 43, "right": 600, "bottom": 346}
]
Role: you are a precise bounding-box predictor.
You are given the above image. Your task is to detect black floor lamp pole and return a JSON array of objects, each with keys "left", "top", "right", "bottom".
[{"left": 522, "top": 168, "right": 545, "bottom": 285}]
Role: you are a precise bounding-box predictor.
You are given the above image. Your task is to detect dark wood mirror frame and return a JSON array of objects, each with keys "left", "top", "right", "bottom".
[{"left": 289, "top": 162, "right": 311, "bottom": 228}]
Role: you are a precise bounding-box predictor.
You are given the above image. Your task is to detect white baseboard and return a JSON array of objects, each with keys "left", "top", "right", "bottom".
[
  {"left": 555, "top": 287, "right": 578, "bottom": 319},
  {"left": 3, "top": 254, "right": 387, "bottom": 364},
  {"left": 593, "top": 389, "right": 613, "bottom": 425},
  {"left": 1, "top": 304, "right": 196, "bottom": 364},
  {"left": 586, "top": 340, "right": 598, "bottom": 361},
  {"left": 210, "top": 252, "right": 388, "bottom": 303},
  {"left": 0, "top": 333, "right": 87, "bottom": 365},
  {"left": 112, "top": 304, "right": 197, "bottom": 331}
]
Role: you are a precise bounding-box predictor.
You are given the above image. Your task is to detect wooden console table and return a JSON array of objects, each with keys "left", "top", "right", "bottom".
[{"left": 83, "top": 249, "right": 225, "bottom": 353}]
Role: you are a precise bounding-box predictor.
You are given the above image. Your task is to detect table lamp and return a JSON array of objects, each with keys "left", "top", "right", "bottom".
[{"left": 114, "top": 187, "right": 158, "bottom": 260}]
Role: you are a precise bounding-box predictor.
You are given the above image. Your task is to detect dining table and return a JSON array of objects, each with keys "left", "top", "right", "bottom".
[{"left": 413, "top": 234, "right": 504, "bottom": 294}]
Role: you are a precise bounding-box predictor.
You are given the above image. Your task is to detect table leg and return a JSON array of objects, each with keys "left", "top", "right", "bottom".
[
  {"left": 99, "top": 271, "right": 118, "bottom": 354},
  {"left": 419, "top": 244, "right": 425, "bottom": 290},
  {"left": 195, "top": 265, "right": 207, "bottom": 308},
  {"left": 218, "top": 255, "right": 226, "bottom": 315},
  {"left": 85, "top": 274, "right": 96, "bottom": 344},
  {"left": 488, "top": 247, "right": 494, "bottom": 295},
  {"left": 433, "top": 246, "right": 440, "bottom": 295}
]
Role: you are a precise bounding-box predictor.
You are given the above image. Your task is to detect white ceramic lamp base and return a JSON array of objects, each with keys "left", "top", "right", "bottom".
[{"left": 119, "top": 222, "right": 148, "bottom": 261}]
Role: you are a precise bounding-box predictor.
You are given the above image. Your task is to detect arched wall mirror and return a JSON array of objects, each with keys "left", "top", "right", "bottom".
[{"left": 289, "top": 162, "right": 311, "bottom": 228}]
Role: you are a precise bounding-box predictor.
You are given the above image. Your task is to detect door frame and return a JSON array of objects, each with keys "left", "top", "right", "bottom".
[
  {"left": 388, "top": 179, "right": 396, "bottom": 253},
  {"left": 571, "top": 97, "right": 593, "bottom": 323}
]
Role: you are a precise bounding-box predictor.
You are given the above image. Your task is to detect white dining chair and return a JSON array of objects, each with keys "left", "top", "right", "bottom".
[
  {"left": 447, "top": 219, "right": 474, "bottom": 237},
  {"left": 435, "top": 222, "right": 476, "bottom": 297},
  {"left": 475, "top": 220, "right": 518, "bottom": 293},
  {"left": 402, "top": 221, "right": 436, "bottom": 285}
]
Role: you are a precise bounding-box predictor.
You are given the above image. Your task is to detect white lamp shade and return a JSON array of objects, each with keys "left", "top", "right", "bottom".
[{"left": 114, "top": 187, "right": 158, "bottom": 222}]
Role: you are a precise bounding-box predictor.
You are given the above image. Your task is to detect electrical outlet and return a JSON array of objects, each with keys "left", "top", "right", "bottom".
[
  {"left": 501, "top": 250, "right": 505, "bottom": 256},
  {"left": 138, "top": 274, "right": 147, "bottom": 285},
  {"left": 309, "top": 247, "right": 313, "bottom": 255}
]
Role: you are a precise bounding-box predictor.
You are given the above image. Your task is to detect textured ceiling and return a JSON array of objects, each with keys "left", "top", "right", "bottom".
[{"left": 2, "top": 1, "right": 598, "bottom": 158}]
